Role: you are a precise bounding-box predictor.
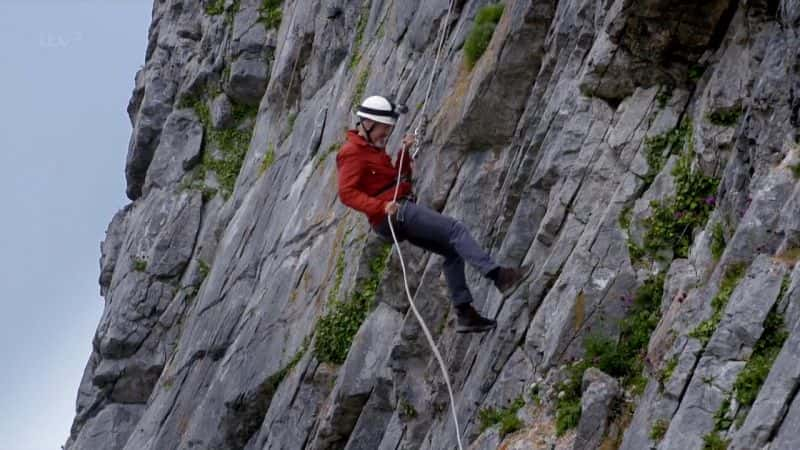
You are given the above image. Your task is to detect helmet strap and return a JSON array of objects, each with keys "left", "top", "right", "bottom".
[{"left": 359, "top": 119, "right": 377, "bottom": 146}]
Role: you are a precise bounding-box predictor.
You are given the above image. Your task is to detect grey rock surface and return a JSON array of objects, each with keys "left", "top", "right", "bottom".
[
  {"left": 574, "top": 368, "right": 619, "bottom": 450},
  {"left": 659, "top": 255, "right": 786, "bottom": 450}
]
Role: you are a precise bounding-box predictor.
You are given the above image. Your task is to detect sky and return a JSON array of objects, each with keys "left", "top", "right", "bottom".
[{"left": 0, "top": 1, "right": 153, "bottom": 449}]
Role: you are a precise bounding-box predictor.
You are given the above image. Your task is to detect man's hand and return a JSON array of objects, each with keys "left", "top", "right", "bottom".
[
  {"left": 384, "top": 201, "right": 399, "bottom": 215},
  {"left": 401, "top": 134, "right": 416, "bottom": 151}
]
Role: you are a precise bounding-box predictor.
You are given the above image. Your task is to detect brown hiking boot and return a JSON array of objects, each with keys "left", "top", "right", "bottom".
[
  {"left": 492, "top": 265, "right": 529, "bottom": 294},
  {"left": 455, "top": 304, "right": 497, "bottom": 333}
]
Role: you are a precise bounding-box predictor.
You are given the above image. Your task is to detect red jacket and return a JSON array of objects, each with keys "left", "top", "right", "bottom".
[{"left": 336, "top": 130, "right": 413, "bottom": 226}]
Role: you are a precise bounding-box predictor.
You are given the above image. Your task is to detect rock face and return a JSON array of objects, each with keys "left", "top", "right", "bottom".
[
  {"left": 574, "top": 368, "right": 620, "bottom": 450},
  {"left": 66, "top": 0, "right": 800, "bottom": 449}
]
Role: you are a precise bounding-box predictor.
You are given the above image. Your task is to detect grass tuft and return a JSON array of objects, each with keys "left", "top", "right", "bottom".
[
  {"left": 641, "top": 120, "right": 719, "bottom": 259},
  {"left": 702, "top": 431, "right": 729, "bottom": 450},
  {"left": 205, "top": 0, "right": 226, "bottom": 15},
  {"left": 259, "top": 144, "right": 276, "bottom": 176},
  {"left": 478, "top": 396, "right": 525, "bottom": 438},
  {"left": 689, "top": 263, "right": 747, "bottom": 345},
  {"left": 464, "top": 4, "right": 504, "bottom": 69},
  {"left": 352, "top": 69, "right": 370, "bottom": 109},
  {"left": 555, "top": 273, "right": 665, "bottom": 435},
  {"left": 349, "top": 3, "right": 371, "bottom": 70},
  {"left": 258, "top": 0, "right": 283, "bottom": 30},
  {"left": 314, "top": 244, "right": 392, "bottom": 364},
  {"left": 650, "top": 419, "right": 669, "bottom": 442},
  {"left": 711, "top": 222, "right": 726, "bottom": 261},
  {"left": 733, "top": 305, "right": 787, "bottom": 407},
  {"left": 707, "top": 107, "right": 742, "bottom": 127}
]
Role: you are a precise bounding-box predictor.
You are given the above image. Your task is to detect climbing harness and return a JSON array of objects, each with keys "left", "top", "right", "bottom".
[{"left": 385, "top": 0, "right": 464, "bottom": 448}]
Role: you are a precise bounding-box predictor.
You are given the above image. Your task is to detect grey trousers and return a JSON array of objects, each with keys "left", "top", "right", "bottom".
[{"left": 373, "top": 200, "right": 499, "bottom": 306}]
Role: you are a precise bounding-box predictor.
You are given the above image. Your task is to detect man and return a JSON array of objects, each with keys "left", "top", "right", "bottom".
[{"left": 335, "top": 95, "right": 527, "bottom": 333}]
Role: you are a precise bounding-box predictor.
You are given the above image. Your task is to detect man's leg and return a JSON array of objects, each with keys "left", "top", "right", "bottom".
[
  {"left": 442, "top": 255, "right": 472, "bottom": 306},
  {"left": 401, "top": 232, "right": 473, "bottom": 306},
  {"left": 378, "top": 201, "right": 528, "bottom": 297},
  {"left": 390, "top": 201, "right": 499, "bottom": 333},
  {"left": 395, "top": 201, "right": 499, "bottom": 278},
  {"left": 399, "top": 230, "right": 496, "bottom": 332},
  {"left": 376, "top": 211, "right": 475, "bottom": 307}
]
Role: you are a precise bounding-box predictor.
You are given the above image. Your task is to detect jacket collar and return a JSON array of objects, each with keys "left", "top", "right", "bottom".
[{"left": 347, "top": 129, "right": 384, "bottom": 152}]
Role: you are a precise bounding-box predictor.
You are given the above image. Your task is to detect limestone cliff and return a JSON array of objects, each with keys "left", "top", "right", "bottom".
[{"left": 66, "top": 0, "right": 800, "bottom": 449}]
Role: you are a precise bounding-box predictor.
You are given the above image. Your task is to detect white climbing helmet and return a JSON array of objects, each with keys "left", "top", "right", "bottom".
[{"left": 356, "top": 95, "right": 404, "bottom": 126}]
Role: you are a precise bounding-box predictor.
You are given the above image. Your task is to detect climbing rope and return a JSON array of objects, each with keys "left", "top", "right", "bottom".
[
  {"left": 386, "top": 0, "right": 464, "bottom": 448},
  {"left": 411, "top": 0, "right": 456, "bottom": 160}
]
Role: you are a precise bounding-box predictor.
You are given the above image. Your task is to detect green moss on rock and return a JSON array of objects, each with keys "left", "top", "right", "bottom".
[
  {"left": 650, "top": 419, "right": 669, "bottom": 442},
  {"left": 555, "top": 273, "right": 665, "bottom": 435},
  {"left": 314, "top": 244, "right": 392, "bottom": 364},
  {"left": 205, "top": 0, "right": 226, "bottom": 15},
  {"left": 707, "top": 107, "right": 742, "bottom": 127},
  {"left": 641, "top": 121, "right": 719, "bottom": 259},
  {"left": 259, "top": 144, "right": 276, "bottom": 176},
  {"left": 258, "top": 0, "right": 283, "bottom": 30},
  {"left": 464, "top": 4, "right": 504, "bottom": 69},
  {"left": 180, "top": 91, "right": 257, "bottom": 199},
  {"left": 349, "top": 2, "right": 371, "bottom": 70},
  {"left": 689, "top": 263, "right": 747, "bottom": 346},
  {"left": 478, "top": 396, "right": 525, "bottom": 438},
  {"left": 733, "top": 304, "right": 788, "bottom": 407}
]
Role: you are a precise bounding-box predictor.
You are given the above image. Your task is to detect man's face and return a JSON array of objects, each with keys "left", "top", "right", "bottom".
[{"left": 364, "top": 120, "right": 394, "bottom": 148}]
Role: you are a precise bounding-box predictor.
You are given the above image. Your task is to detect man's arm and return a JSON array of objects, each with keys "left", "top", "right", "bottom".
[
  {"left": 394, "top": 148, "right": 412, "bottom": 177},
  {"left": 336, "top": 150, "right": 388, "bottom": 217},
  {"left": 394, "top": 134, "right": 415, "bottom": 177}
]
